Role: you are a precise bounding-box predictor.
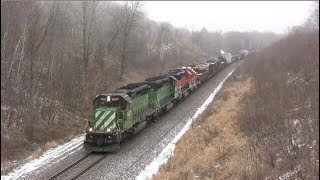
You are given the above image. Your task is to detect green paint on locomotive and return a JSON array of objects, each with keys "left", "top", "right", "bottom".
[
  {"left": 88, "top": 107, "right": 120, "bottom": 133},
  {"left": 147, "top": 83, "right": 175, "bottom": 108},
  {"left": 85, "top": 80, "right": 175, "bottom": 152},
  {"left": 87, "top": 93, "right": 150, "bottom": 132},
  {"left": 91, "top": 107, "right": 117, "bottom": 130},
  {"left": 122, "top": 93, "right": 149, "bottom": 130}
]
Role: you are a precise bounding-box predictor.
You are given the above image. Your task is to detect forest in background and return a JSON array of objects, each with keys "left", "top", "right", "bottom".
[{"left": 1, "top": 1, "right": 280, "bottom": 174}]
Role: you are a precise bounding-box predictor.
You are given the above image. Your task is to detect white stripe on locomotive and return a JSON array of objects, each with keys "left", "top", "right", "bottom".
[
  {"left": 95, "top": 110, "right": 102, "bottom": 118},
  {"left": 99, "top": 112, "right": 116, "bottom": 130},
  {"left": 95, "top": 111, "right": 111, "bottom": 129}
]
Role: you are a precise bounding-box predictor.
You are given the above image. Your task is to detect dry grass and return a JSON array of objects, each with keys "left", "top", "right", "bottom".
[
  {"left": 154, "top": 30, "right": 319, "bottom": 179},
  {"left": 154, "top": 74, "right": 254, "bottom": 180}
]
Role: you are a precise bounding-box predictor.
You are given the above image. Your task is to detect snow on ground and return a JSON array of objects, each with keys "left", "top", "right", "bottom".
[
  {"left": 1, "top": 135, "right": 85, "bottom": 180},
  {"left": 279, "top": 165, "right": 301, "bottom": 180},
  {"left": 136, "top": 69, "right": 235, "bottom": 180}
]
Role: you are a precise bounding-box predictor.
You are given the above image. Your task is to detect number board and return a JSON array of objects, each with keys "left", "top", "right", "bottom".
[{"left": 111, "top": 97, "right": 119, "bottom": 101}]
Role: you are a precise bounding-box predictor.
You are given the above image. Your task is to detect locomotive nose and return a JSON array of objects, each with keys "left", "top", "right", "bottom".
[{"left": 94, "top": 109, "right": 117, "bottom": 131}]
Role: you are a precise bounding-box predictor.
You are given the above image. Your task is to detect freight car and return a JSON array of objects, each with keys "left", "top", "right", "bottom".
[{"left": 194, "top": 63, "right": 210, "bottom": 84}]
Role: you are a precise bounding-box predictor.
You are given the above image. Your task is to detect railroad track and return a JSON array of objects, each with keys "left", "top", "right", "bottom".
[
  {"left": 48, "top": 152, "right": 108, "bottom": 180},
  {"left": 113, "top": 64, "right": 239, "bottom": 180}
]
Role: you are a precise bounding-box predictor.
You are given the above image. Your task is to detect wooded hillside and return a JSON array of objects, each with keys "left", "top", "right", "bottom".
[{"left": 1, "top": 1, "right": 280, "bottom": 174}]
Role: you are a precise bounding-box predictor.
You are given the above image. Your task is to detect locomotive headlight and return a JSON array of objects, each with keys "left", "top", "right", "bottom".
[
  {"left": 89, "top": 127, "right": 93, "bottom": 132},
  {"left": 107, "top": 96, "right": 111, "bottom": 102},
  {"left": 107, "top": 128, "right": 111, "bottom": 132}
]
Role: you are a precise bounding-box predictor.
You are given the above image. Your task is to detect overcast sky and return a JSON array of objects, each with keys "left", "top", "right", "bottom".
[{"left": 141, "top": 1, "right": 313, "bottom": 34}]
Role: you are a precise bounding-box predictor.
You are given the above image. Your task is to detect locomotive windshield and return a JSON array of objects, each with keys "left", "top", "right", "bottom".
[{"left": 94, "top": 95, "right": 126, "bottom": 109}]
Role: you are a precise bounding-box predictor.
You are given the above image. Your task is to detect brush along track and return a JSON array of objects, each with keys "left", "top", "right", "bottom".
[{"left": 48, "top": 152, "right": 108, "bottom": 180}]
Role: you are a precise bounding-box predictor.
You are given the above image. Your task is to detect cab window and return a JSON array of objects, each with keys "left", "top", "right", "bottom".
[{"left": 94, "top": 96, "right": 125, "bottom": 109}]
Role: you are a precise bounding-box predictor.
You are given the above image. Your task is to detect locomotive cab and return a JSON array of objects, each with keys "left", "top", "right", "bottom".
[
  {"left": 87, "top": 93, "right": 131, "bottom": 132},
  {"left": 84, "top": 93, "right": 132, "bottom": 152}
]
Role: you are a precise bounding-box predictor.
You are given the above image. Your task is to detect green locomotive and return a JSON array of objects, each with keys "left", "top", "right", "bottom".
[
  {"left": 84, "top": 76, "right": 176, "bottom": 152},
  {"left": 144, "top": 76, "right": 176, "bottom": 116}
]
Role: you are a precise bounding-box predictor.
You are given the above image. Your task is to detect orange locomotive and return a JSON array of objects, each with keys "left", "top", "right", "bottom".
[{"left": 166, "top": 66, "right": 198, "bottom": 102}]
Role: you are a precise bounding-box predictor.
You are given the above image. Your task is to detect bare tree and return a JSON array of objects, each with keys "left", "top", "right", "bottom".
[
  {"left": 107, "top": 4, "right": 122, "bottom": 56},
  {"left": 308, "top": 1, "right": 319, "bottom": 30},
  {"left": 119, "top": 1, "right": 142, "bottom": 77},
  {"left": 81, "top": 1, "right": 98, "bottom": 79}
]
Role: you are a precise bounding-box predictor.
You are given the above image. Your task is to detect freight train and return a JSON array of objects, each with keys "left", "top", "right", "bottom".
[{"left": 84, "top": 50, "right": 248, "bottom": 152}]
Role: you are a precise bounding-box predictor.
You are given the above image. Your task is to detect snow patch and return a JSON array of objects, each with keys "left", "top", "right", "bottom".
[
  {"left": 136, "top": 69, "right": 235, "bottom": 180},
  {"left": 279, "top": 165, "right": 301, "bottom": 180},
  {"left": 1, "top": 106, "right": 10, "bottom": 111},
  {"left": 292, "top": 119, "right": 299, "bottom": 126},
  {"left": 1, "top": 135, "right": 85, "bottom": 180}
]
